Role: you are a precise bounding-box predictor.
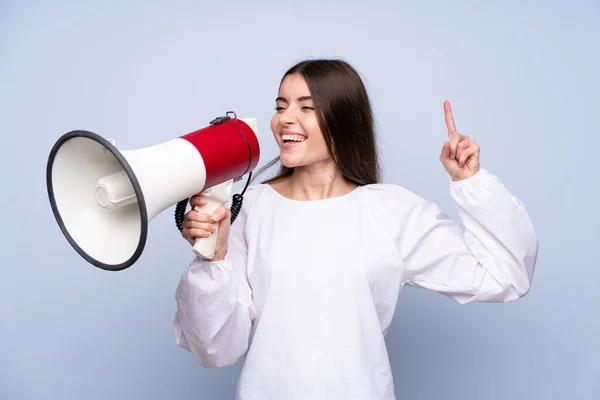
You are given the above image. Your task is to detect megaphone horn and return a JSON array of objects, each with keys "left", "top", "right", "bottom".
[{"left": 46, "top": 112, "right": 260, "bottom": 271}]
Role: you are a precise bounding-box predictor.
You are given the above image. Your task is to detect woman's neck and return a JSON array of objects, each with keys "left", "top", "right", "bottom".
[{"left": 273, "top": 160, "right": 357, "bottom": 201}]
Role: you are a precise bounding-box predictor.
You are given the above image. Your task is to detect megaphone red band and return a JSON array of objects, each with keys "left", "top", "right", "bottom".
[{"left": 180, "top": 119, "right": 260, "bottom": 189}]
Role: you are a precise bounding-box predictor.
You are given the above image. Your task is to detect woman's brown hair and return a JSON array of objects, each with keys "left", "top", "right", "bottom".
[{"left": 258, "top": 59, "right": 381, "bottom": 186}]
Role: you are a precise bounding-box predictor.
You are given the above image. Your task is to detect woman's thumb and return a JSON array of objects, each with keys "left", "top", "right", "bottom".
[
  {"left": 439, "top": 141, "right": 451, "bottom": 162},
  {"left": 211, "top": 206, "right": 228, "bottom": 223}
]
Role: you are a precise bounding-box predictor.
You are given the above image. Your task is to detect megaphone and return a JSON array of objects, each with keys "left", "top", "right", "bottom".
[{"left": 46, "top": 112, "right": 260, "bottom": 271}]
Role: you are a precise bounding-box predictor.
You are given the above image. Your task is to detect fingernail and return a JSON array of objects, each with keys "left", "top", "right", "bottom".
[{"left": 212, "top": 209, "right": 222, "bottom": 220}]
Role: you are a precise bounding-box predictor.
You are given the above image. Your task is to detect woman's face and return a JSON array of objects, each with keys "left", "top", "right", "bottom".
[{"left": 270, "top": 73, "right": 331, "bottom": 168}]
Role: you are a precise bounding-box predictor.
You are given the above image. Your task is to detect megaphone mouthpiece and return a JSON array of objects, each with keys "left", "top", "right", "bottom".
[{"left": 95, "top": 170, "right": 137, "bottom": 209}]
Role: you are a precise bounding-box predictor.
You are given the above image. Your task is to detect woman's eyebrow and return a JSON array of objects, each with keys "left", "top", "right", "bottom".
[{"left": 275, "top": 96, "right": 313, "bottom": 103}]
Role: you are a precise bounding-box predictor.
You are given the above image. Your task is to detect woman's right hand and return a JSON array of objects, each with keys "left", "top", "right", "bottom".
[{"left": 181, "top": 194, "right": 231, "bottom": 261}]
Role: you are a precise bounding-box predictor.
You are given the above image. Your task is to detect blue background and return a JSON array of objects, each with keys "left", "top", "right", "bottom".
[{"left": 1, "top": 0, "right": 598, "bottom": 399}]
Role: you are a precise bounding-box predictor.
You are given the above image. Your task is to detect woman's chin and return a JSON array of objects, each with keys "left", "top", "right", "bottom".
[{"left": 279, "top": 154, "right": 302, "bottom": 168}]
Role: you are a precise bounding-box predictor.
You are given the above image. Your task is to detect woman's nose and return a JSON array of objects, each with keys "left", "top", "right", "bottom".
[{"left": 279, "top": 107, "right": 296, "bottom": 125}]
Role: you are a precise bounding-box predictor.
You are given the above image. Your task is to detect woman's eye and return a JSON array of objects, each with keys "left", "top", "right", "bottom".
[{"left": 274, "top": 105, "right": 313, "bottom": 111}]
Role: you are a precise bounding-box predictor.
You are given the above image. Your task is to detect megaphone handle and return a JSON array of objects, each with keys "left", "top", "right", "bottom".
[
  {"left": 192, "top": 200, "right": 221, "bottom": 260},
  {"left": 191, "top": 180, "right": 233, "bottom": 260}
]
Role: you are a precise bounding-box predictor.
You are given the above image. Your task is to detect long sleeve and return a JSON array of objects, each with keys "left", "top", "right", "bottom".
[
  {"left": 397, "top": 169, "right": 538, "bottom": 304},
  {"left": 173, "top": 196, "right": 256, "bottom": 368}
]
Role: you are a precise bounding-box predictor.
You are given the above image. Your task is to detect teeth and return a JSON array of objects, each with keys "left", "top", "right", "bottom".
[{"left": 282, "top": 134, "right": 306, "bottom": 142}]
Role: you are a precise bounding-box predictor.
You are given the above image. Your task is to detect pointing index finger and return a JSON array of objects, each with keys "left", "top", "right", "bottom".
[{"left": 444, "top": 100, "right": 457, "bottom": 138}]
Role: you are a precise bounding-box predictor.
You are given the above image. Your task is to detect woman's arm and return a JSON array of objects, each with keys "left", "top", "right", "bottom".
[
  {"left": 173, "top": 198, "right": 255, "bottom": 368},
  {"left": 399, "top": 170, "right": 538, "bottom": 304}
]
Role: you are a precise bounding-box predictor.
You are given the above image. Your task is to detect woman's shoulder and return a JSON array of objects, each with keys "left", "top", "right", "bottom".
[
  {"left": 243, "top": 183, "right": 274, "bottom": 197},
  {"left": 235, "top": 183, "right": 276, "bottom": 215},
  {"left": 351, "top": 183, "right": 436, "bottom": 229},
  {"left": 358, "top": 183, "right": 428, "bottom": 209},
  {"left": 236, "top": 183, "right": 271, "bottom": 206}
]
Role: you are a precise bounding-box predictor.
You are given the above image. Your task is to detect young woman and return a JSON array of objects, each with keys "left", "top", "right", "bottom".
[{"left": 174, "top": 59, "right": 538, "bottom": 400}]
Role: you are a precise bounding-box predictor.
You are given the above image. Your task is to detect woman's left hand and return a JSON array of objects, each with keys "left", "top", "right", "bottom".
[{"left": 439, "top": 100, "right": 480, "bottom": 181}]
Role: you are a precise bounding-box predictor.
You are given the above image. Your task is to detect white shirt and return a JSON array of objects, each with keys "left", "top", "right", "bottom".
[{"left": 173, "top": 169, "right": 538, "bottom": 400}]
